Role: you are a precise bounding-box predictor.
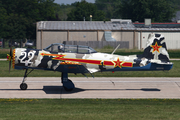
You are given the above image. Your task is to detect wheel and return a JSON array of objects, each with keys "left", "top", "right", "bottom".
[
  {"left": 63, "top": 79, "right": 74, "bottom": 92},
  {"left": 20, "top": 83, "right": 28, "bottom": 90}
]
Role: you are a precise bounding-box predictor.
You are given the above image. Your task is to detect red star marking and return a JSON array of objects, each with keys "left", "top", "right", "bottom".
[
  {"left": 151, "top": 42, "right": 162, "bottom": 53},
  {"left": 113, "top": 58, "right": 123, "bottom": 68}
]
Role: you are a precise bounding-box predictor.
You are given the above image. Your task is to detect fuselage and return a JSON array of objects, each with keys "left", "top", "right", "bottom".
[{"left": 13, "top": 48, "right": 173, "bottom": 74}]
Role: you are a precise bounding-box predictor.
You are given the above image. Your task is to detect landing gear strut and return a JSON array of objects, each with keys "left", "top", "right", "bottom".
[
  {"left": 19, "top": 70, "right": 74, "bottom": 91},
  {"left": 20, "top": 69, "right": 34, "bottom": 90},
  {"left": 61, "top": 72, "right": 75, "bottom": 91}
]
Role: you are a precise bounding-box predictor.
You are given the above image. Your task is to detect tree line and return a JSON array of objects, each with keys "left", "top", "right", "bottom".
[{"left": 0, "top": 0, "right": 179, "bottom": 39}]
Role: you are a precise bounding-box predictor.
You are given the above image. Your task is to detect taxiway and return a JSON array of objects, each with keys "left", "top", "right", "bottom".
[{"left": 0, "top": 77, "right": 180, "bottom": 99}]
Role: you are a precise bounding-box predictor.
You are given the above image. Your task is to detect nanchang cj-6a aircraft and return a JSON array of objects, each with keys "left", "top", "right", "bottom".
[{"left": 7, "top": 33, "right": 173, "bottom": 91}]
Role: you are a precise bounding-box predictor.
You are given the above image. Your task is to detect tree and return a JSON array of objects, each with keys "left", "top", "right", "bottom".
[
  {"left": 67, "top": 0, "right": 105, "bottom": 21},
  {"left": 38, "top": 0, "right": 56, "bottom": 21},
  {"left": 95, "top": 0, "right": 121, "bottom": 20},
  {"left": 53, "top": 3, "right": 76, "bottom": 21},
  {"left": 119, "top": 0, "right": 177, "bottom": 22},
  {"left": 0, "top": 3, "right": 8, "bottom": 38},
  {"left": 0, "top": 0, "right": 56, "bottom": 39}
]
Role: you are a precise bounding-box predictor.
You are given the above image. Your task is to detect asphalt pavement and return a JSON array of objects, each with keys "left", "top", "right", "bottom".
[{"left": 0, "top": 77, "right": 180, "bottom": 99}]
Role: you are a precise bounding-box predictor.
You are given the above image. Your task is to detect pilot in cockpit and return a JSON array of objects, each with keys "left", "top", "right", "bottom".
[{"left": 58, "top": 45, "right": 64, "bottom": 52}]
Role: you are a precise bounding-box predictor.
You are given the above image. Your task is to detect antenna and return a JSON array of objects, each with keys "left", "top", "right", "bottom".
[
  {"left": 111, "top": 44, "right": 120, "bottom": 54},
  {"left": 84, "top": 17, "right": 85, "bottom": 24}
]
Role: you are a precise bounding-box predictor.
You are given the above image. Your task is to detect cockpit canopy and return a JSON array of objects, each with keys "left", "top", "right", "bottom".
[{"left": 44, "top": 43, "right": 97, "bottom": 54}]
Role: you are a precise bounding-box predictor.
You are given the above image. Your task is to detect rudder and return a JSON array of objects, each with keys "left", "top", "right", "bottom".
[{"left": 142, "top": 33, "right": 170, "bottom": 62}]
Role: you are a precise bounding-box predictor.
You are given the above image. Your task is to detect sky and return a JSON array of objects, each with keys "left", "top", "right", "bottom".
[{"left": 54, "top": 0, "right": 95, "bottom": 5}]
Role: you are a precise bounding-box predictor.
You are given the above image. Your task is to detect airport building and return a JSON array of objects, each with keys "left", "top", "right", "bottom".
[{"left": 36, "top": 19, "right": 180, "bottom": 49}]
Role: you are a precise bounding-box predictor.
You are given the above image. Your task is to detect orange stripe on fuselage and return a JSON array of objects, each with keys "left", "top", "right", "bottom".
[
  {"left": 121, "top": 62, "right": 133, "bottom": 67},
  {"left": 41, "top": 53, "right": 102, "bottom": 65},
  {"left": 103, "top": 61, "right": 114, "bottom": 66},
  {"left": 41, "top": 53, "right": 133, "bottom": 67},
  {"left": 41, "top": 53, "right": 65, "bottom": 58},
  {"left": 55, "top": 58, "right": 102, "bottom": 65}
]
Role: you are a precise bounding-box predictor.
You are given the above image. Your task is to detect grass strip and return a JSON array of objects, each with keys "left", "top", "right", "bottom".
[{"left": 0, "top": 99, "right": 180, "bottom": 120}]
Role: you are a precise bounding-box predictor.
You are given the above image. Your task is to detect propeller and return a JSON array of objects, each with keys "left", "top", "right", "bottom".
[{"left": 7, "top": 40, "right": 12, "bottom": 73}]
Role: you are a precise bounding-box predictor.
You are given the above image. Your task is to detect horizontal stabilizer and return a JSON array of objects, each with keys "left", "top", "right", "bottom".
[{"left": 87, "top": 68, "right": 99, "bottom": 73}]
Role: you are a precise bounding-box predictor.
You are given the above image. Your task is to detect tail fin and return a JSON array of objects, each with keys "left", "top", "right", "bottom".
[{"left": 143, "top": 33, "right": 170, "bottom": 62}]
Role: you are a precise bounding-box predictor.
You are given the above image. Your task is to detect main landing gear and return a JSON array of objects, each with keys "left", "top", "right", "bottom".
[
  {"left": 19, "top": 69, "right": 75, "bottom": 92},
  {"left": 61, "top": 72, "right": 75, "bottom": 91}
]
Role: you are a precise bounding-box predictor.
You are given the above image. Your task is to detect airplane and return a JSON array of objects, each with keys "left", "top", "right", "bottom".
[{"left": 7, "top": 33, "right": 173, "bottom": 91}]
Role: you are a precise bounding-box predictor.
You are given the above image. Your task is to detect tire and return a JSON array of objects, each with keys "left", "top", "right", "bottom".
[
  {"left": 63, "top": 79, "right": 74, "bottom": 92},
  {"left": 20, "top": 83, "right": 28, "bottom": 90}
]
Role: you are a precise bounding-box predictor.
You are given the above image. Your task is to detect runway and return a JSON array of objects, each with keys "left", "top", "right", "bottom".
[{"left": 0, "top": 77, "right": 180, "bottom": 99}]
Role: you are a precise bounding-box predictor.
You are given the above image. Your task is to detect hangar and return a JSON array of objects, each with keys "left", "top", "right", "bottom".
[
  {"left": 134, "top": 22, "right": 180, "bottom": 49},
  {"left": 36, "top": 20, "right": 137, "bottom": 49},
  {"left": 36, "top": 20, "right": 180, "bottom": 50}
]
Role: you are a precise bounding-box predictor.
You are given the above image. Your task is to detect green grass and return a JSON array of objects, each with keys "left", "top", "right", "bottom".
[
  {"left": 0, "top": 60, "right": 179, "bottom": 77},
  {"left": 0, "top": 99, "right": 180, "bottom": 120},
  {"left": 0, "top": 49, "right": 9, "bottom": 58}
]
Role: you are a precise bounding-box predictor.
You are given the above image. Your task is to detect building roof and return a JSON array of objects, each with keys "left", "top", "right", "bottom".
[
  {"left": 134, "top": 23, "right": 180, "bottom": 28},
  {"left": 37, "top": 21, "right": 180, "bottom": 31},
  {"left": 37, "top": 21, "right": 135, "bottom": 31},
  {"left": 136, "top": 27, "right": 180, "bottom": 31}
]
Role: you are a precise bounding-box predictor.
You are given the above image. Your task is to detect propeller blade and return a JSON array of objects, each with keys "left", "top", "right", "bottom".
[
  {"left": 9, "top": 58, "right": 11, "bottom": 73},
  {"left": 10, "top": 46, "right": 12, "bottom": 57},
  {"left": 8, "top": 40, "right": 12, "bottom": 73}
]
